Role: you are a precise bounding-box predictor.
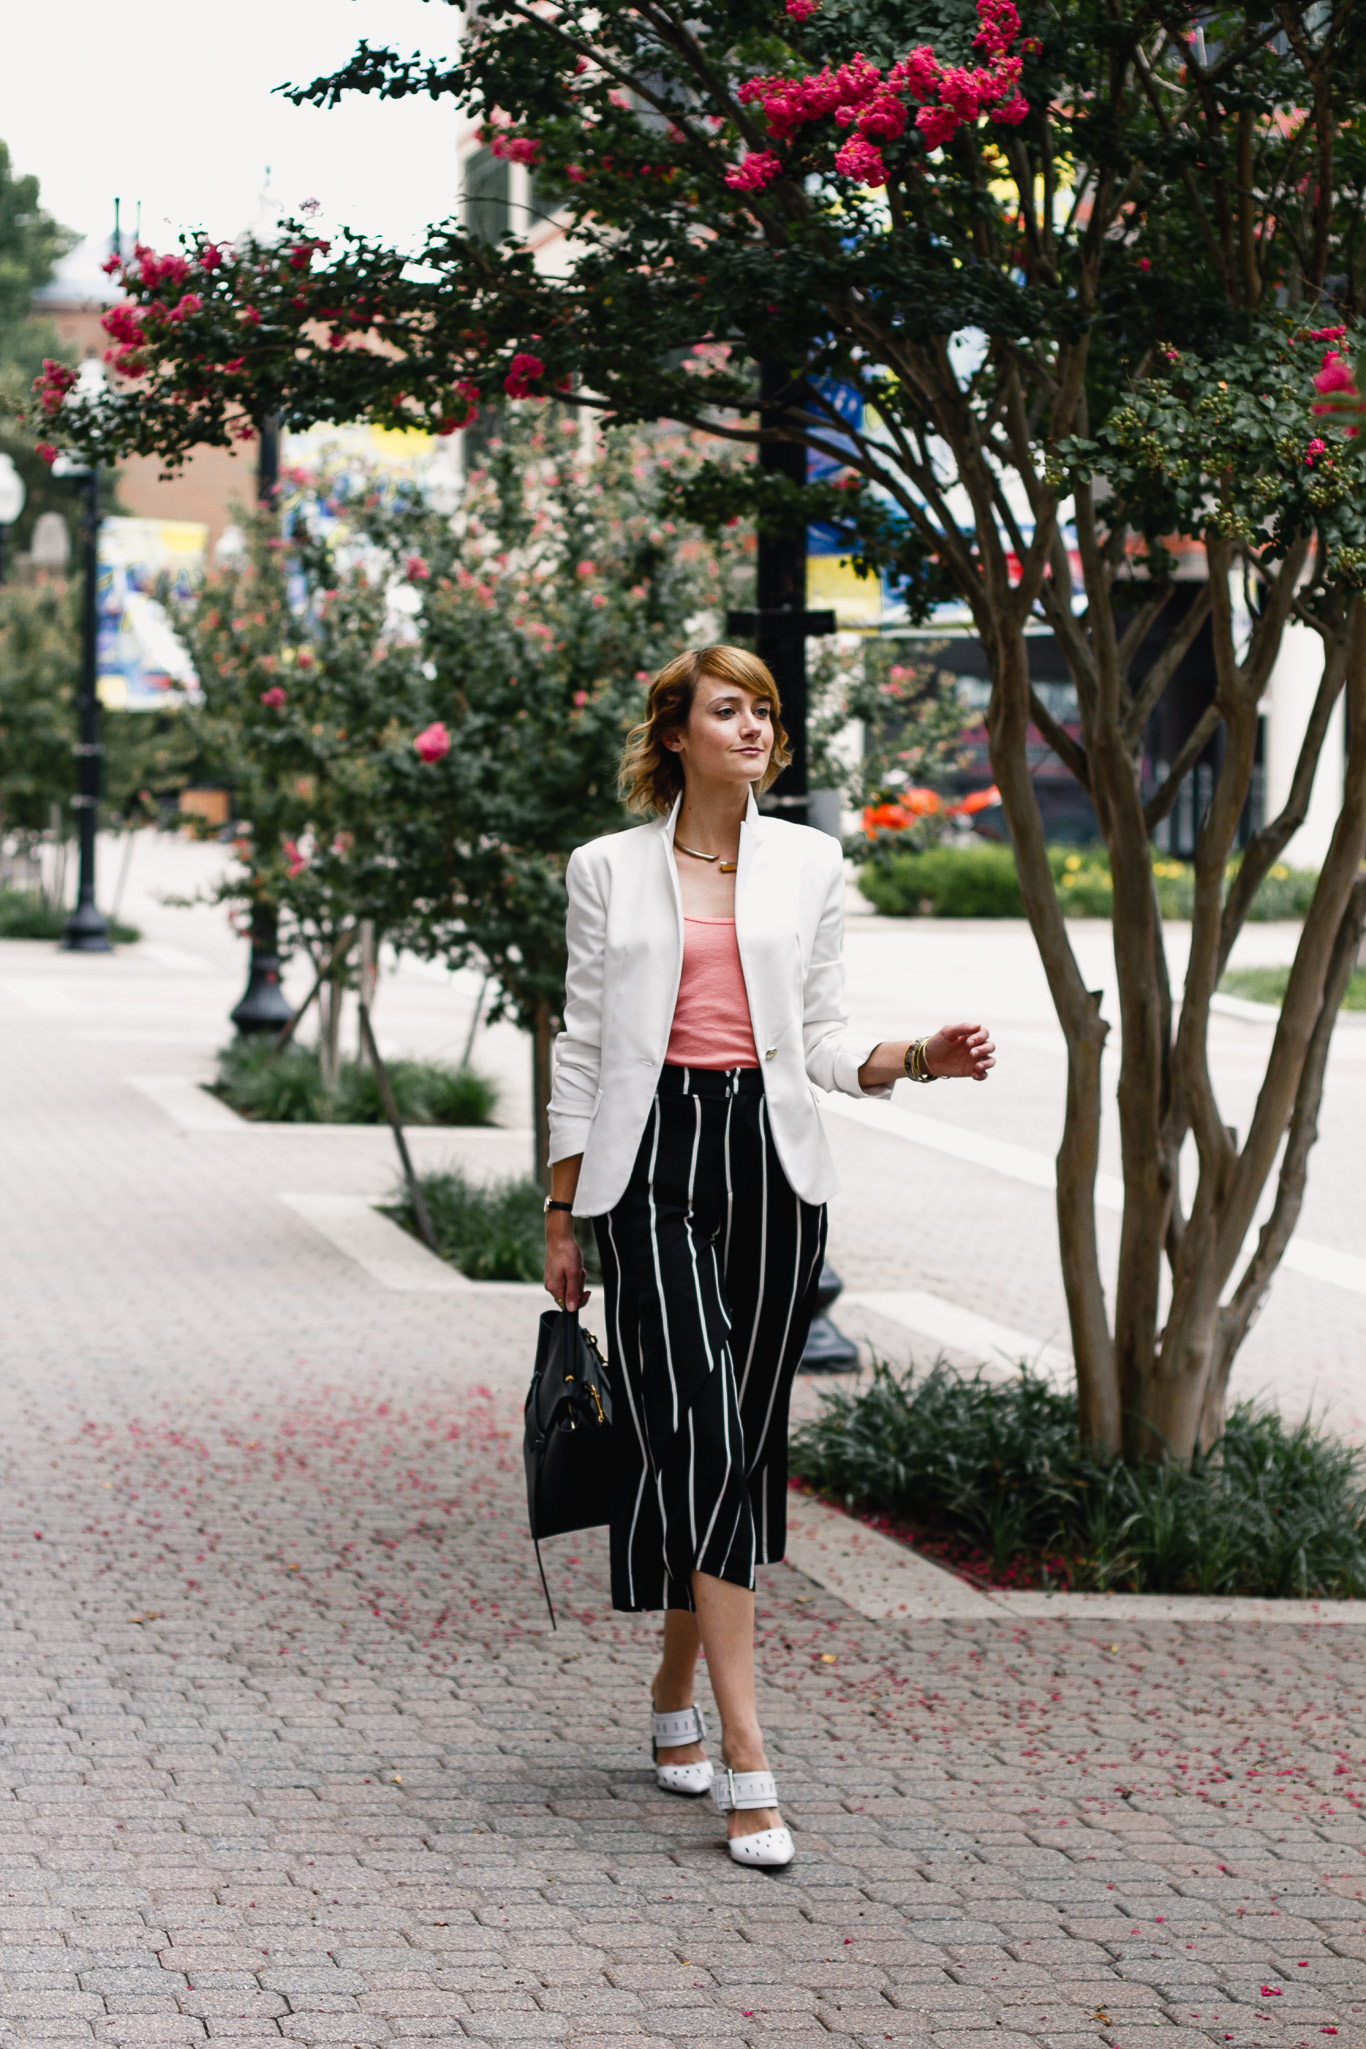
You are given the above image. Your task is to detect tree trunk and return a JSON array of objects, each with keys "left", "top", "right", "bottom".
[
  {"left": 1135, "top": 595, "right": 1366, "bottom": 1462},
  {"left": 533, "top": 998, "right": 553, "bottom": 1195},
  {"left": 987, "top": 626, "right": 1120, "bottom": 1452},
  {"left": 319, "top": 971, "right": 344, "bottom": 1088}
]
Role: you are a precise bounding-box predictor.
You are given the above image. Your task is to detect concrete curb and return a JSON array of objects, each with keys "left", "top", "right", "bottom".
[{"left": 786, "top": 1491, "right": 1366, "bottom": 1625}]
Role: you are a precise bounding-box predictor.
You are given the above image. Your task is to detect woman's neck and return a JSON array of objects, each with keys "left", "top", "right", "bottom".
[{"left": 676, "top": 779, "right": 750, "bottom": 853}]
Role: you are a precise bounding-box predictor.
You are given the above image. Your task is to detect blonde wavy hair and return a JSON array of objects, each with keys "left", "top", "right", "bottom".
[{"left": 619, "top": 645, "right": 791, "bottom": 816}]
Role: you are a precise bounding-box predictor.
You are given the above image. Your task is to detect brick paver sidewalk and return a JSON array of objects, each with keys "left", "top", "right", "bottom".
[{"left": 2, "top": 934, "right": 1365, "bottom": 2049}]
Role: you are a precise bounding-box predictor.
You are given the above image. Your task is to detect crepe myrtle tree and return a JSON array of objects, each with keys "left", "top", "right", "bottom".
[
  {"left": 174, "top": 476, "right": 434, "bottom": 1076},
  {"left": 37, "top": 0, "right": 1366, "bottom": 1460}
]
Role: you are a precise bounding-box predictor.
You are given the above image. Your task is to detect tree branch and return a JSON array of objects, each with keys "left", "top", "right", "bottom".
[
  {"left": 1030, "top": 689, "right": 1091, "bottom": 790},
  {"left": 1141, "top": 702, "right": 1222, "bottom": 833},
  {"left": 1122, "top": 583, "right": 1213, "bottom": 746},
  {"left": 1213, "top": 873, "right": 1366, "bottom": 1378}
]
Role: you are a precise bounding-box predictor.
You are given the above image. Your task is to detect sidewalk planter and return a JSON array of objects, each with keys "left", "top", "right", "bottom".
[{"left": 790, "top": 1360, "right": 1366, "bottom": 1598}]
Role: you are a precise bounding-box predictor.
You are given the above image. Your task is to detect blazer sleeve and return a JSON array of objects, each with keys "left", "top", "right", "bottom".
[
  {"left": 802, "top": 841, "right": 894, "bottom": 1100},
  {"left": 548, "top": 844, "right": 608, "bottom": 1163}
]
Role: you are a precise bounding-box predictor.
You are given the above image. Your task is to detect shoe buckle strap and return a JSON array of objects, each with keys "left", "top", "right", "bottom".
[
  {"left": 651, "top": 1704, "right": 706, "bottom": 1747},
  {"left": 721, "top": 1768, "right": 777, "bottom": 1811}
]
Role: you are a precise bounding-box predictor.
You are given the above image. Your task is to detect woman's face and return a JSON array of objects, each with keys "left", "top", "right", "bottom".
[{"left": 667, "top": 679, "right": 775, "bottom": 790}]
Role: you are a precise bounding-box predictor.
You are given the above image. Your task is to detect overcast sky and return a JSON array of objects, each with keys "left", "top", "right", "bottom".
[{"left": 4, "top": 1, "right": 464, "bottom": 290}]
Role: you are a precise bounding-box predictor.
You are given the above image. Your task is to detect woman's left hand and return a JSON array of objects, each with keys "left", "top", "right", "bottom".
[{"left": 925, "top": 1023, "right": 996, "bottom": 1080}]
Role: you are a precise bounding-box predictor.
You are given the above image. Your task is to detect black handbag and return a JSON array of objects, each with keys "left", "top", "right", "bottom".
[{"left": 523, "top": 1306, "right": 618, "bottom": 1627}]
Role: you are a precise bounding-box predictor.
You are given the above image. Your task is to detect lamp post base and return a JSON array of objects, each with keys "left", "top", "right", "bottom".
[
  {"left": 230, "top": 906, "right": 294, "bottom": 1035},
  {"left": 800, "top": 1260, "right": 860, "bottom": 1373},
  {"left": 61, "top": 899, "right": 112, "bottom": 953}
]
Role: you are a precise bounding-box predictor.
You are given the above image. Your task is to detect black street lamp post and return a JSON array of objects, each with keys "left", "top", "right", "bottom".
[
  {"left": 62, "top": 462, "right": 112, "bottom": 953},
  {"left": 229, "top": 413, "right": 295, "bottom": 1034},
  {"left": 728, "top": 361, "right": 858, "bottom": 1373}
]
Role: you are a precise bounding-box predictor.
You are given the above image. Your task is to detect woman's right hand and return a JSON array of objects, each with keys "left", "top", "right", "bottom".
[{"left": 544, "top": 1215, "right": 590, "bottom": 1311}]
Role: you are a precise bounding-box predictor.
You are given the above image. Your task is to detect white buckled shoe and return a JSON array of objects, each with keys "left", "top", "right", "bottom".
[
  {"left": 651, "top": 1703, "right": 714, "bottom": 1797},
  {"left": 711, "top": 1767, "right": 795, "bottom": 1867}
]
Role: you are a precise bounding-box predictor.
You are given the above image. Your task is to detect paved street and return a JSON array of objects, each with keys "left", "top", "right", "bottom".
[{"left": 0, "top": 834, "right": 1364, "bottom": 2047}]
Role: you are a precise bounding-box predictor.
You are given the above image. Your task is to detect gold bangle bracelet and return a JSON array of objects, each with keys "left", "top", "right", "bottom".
[{"left": 903, "top": 1036, "right": 936, "bottom": 1084}]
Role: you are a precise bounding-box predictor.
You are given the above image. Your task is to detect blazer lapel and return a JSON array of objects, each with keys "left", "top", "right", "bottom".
[{"left": 658, "top": 795, "right": 685, "bottom": 986}]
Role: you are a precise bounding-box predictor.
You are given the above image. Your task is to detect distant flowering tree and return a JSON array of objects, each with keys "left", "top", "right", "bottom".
[
  {"left": 372, "top": 411, "right": 751, "bottom": 1179},
  {"left": 803, "top": 636, "right": 979, "bottom": 852},
  {"left": 175, "top": 423, "right": 747, "bottom": 1157},
  {"left": 39, "top": 0, "right": 1366, "bottom": 1462},
  {"left": 175, "top": 480, "right": 431, "bottom": 1074}
]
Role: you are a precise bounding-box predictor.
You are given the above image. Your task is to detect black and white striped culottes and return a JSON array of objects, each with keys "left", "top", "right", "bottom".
[{"left": 593, "top": 1064, "right": 827, "bottom": 1613}]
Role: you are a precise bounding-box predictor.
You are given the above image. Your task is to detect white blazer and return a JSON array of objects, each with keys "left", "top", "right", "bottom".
[{"left": 548, "top": 790, "right": 892, "bottom": 1217}]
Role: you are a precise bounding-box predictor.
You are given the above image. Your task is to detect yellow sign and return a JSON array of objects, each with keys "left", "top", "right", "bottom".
[{"left": 807, "top": 553, "right": 883, "bottom": 627}]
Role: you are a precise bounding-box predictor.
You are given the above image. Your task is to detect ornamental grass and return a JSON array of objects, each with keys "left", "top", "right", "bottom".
[
  {"left": 790, "top": 1360, "right": 1366, "bottom": 1599},
  {"left": 215, "top": 1039, "right": 498, "bottom": 1126}
]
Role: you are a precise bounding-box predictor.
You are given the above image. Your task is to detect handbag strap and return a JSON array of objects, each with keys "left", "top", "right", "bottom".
[{"left": 532, "top": 1538, "right": 557, "bottom": 1631}]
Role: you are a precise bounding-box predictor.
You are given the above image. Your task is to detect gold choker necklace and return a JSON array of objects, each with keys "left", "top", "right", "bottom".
[{"left": 677, "top": 840, "right": 738, "bottom": 874}]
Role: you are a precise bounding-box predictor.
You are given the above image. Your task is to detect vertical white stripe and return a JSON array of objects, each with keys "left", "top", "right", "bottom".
[
  {"left": 749, "top": 1123, "right": 809, "bottom": 1474},
  {"left": 721, "top": 1090, "right": 735, "bottom": 1278},
  {"left": 683, "top": 1094, "right": 718, "bottom": 1388},
  {"left": 644, "top": 1100, "right": 680, "bottom": 1434},
  {"left": 604, "top": 1208, "right": 648, "bottom": 1613},
  {"left": 693, "top": 1351, "right": 736, "bottom": 1565},
  {"left": 736, "top": 1096, "right": 769, "bottom": 1402},
  {"left": 687, "top": 1406, "right": 698, "bottom": 1553}
]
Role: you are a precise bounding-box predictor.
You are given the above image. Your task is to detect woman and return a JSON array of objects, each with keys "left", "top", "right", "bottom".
[{"left": 543, "top": 644, "right": 994, "bottom": 1869}]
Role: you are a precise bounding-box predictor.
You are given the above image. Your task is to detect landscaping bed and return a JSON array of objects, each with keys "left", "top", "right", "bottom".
[
  {"left": 389, "top": 1167, "right": 602, "bottom": 1286},
  {"left": 214, "top": 1038, "right": 499, "bottom": 1125},
  {"left": 789, "top": 1359, "right": 1366, "bottom": 1598},
  {"left": 858, "top": 841, "right": 1319, "bottom": 921},
  {"left": 0, "top": 888, "right": 140, "bottom": 944}
]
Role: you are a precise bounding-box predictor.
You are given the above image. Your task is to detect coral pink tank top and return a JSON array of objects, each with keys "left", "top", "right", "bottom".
[{"left": 665, "top": 917, "right": 760, "bottom": 1069}]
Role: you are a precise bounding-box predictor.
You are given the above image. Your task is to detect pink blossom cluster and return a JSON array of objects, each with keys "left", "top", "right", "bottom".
[
  {"left": 1313, "top": 349, "right": 1359, "bottom": 412},
  {"left": 504, "top": 351, "right": 544, "bottom": 399},
  {"left": 731, "top": 0, "right": 1028, "bottom": 191},
  {"left": 287, "top": 238, "right": 331, "bottom": 270},
  {"left": 414, "top": 721, "right": 452, "bottom": 763},
  {"left": 725, "top": 150, "right": 783, "bottom": 191},
  {"left": 133, "top": 244, "right": 190, "bottom": 292},
  {"left": 1308, "top": 324, "right": 1347, "bottom": 343},
  {"left": 35, "top": 360, "right": 76, "bottom": 416},
  {"left": 491, "top": 133, "right": 541, "bottom": 165},
  {"left": 436, "top": 381, "right": 481, "bottom": 435},
  {"left": 786, "top": 0, "right": 819, "bottom": 17},
  {"left": 1305, "top": 437, "right": 1327, "bottom": 467}
]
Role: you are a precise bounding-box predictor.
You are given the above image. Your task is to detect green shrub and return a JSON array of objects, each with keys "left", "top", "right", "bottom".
[
  {"left": 1246, "top": 864, "right": 1320, "bottom": 918},
  {"left": 215, "top": 1038, "right": 499, "bottom": 1125},
  {"left": 1221, "top": 965, "right": 1366, "bottom": 1012},
  {"left": 333, "top": 1058, "right": 500, "bottom": 1126},
  {"left": 790, "top": 1359, "right": 1366, "bottom": 1597},
  {"left": 859, "top": 841, "right": 1024, "bottom": 917},
  {"left": 858, "top": 842, "right": 1319, "bottom": 922},
  {"left": 0, "top": 888, "right": 139, "bottom": 943},
  {"left": 393, "top": 1168, "right": 548, "bottom": 1282}
]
